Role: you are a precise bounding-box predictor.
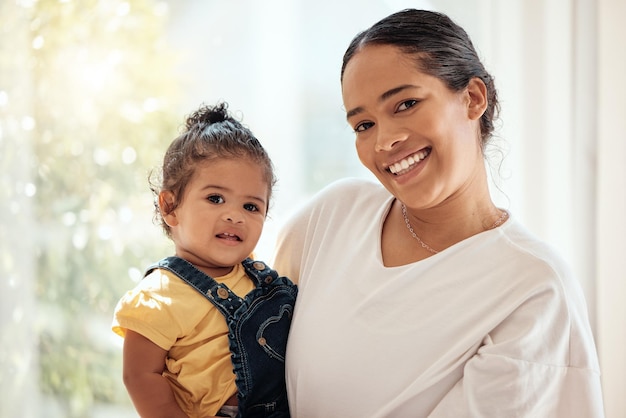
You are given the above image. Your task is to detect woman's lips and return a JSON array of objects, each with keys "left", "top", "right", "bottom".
[{"left": 388, "top": 148, "right": 431, "bottom": 175}]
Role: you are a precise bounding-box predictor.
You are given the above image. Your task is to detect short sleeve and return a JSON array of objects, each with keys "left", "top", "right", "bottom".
[{"left": 112, "top": 269, "right": 207, "bottom": 350}]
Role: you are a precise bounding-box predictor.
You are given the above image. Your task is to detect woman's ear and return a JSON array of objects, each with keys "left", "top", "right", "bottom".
[
  {"left": 466, "top": 77, "right": 488, "bottom": 121},
  {"left": 159, "top": 191, "right": 179, "bottom": 227}
]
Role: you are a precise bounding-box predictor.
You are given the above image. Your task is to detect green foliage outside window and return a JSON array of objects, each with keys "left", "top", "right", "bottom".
[{"left": 1, "top": 0, "right": 184, "bottom": 415}]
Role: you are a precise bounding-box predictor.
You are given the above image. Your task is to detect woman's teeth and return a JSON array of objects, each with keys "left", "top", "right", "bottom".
[{"left": 388, "top": 149, "right": 429, "bottom": 174}]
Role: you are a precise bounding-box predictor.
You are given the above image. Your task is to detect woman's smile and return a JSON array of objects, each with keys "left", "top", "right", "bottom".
[{"left": 387, "top": 147, "right": 431, "bottom": 175}]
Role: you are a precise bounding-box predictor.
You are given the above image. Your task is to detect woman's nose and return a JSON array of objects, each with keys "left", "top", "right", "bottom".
[{"left": 375, "top": 124, "right": 408, "bottom": 152}]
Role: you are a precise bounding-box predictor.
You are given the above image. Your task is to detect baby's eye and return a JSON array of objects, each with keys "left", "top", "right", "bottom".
[
  {"left": 207, "top": 194, "right": 225, "bottom": 204},
  {"left": 243, "top": 203, "right": 260, "bottom": 212},
  {"left": 396, "top": 99, "right": 418, "bottom": 112},
  {"left": 354, "top": 121, "right": 374, "bottom": 133}
]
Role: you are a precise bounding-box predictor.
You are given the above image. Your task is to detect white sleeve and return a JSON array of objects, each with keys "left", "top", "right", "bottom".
[
  {"left": 428, "top": 280, "right": 605, "bottom": 418},
  {"left": 430, "top": 345, "right": 604, "bottom": 417},
  {"left": 271, "top": 178, "right": 374, "bottom": 285},
  {"left": 271, "top": 204, "right": 308, "bottom": 285}
]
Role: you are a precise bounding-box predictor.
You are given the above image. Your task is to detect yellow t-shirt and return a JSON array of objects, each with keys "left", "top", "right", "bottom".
[{"left": 112, "top": 262, "right": 255, "bottom": 417}]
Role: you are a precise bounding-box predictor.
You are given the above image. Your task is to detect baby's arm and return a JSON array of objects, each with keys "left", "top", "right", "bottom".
[{"left": 122, "top": 330, "right": 188, "bottom": 418}]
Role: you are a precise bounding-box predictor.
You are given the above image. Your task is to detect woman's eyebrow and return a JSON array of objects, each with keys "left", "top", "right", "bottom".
[{"left": 346, "top": 84, "right": 418, "bottom": 119}]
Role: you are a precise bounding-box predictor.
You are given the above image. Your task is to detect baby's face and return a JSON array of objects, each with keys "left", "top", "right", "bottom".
[{"left": 164, "top": 158, "right": 268, "bottom": 277}]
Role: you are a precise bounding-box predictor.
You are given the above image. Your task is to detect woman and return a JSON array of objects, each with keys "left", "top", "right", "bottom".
[{"left": 272, "top": 9, "right": 604, "bottom": 418}]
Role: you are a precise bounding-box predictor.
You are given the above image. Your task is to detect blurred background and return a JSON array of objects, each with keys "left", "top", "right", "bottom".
[{"left": 1, "top": 0, "right": 624, "bottom": 416}]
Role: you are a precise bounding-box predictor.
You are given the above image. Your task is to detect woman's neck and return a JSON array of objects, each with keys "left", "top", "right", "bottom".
[{"left": 381, "top": 181, "right": 504, "bottom": 266}]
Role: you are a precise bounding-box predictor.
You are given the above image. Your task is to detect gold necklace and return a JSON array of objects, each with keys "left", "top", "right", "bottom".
[{"left": 401, "top": 204, "right": 509, "bottom": 254}]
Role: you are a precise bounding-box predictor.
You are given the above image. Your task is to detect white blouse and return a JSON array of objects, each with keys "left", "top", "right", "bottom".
[{"left": 273, "top": 178, "right": 604, "bottom": 418}]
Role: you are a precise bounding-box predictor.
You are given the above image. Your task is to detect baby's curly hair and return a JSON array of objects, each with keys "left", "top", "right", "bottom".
[{"left": 149, "top": 102, "right": 276, "bottom": 238}]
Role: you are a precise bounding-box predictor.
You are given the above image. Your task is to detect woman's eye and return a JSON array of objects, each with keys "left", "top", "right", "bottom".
[
  {"left": 243, "top": 203, "right": 260, "bottom": 212},
  {"left": 207, "top": 195, "right": 224, "bottom": 204},
  {"left": 397, "top": 99, "right": 418, "bottom": 112},
  {"left": 354, "top": 121, "right": 374, "bottom": 133}
]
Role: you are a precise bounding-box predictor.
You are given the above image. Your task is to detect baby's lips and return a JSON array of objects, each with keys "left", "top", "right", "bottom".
[{"left": 216, "top": 232, "right": 241, "bottom": 241}]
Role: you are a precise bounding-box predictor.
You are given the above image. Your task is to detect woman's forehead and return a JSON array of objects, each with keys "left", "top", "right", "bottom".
[{"left": 342, "top": 46, "right": 432, "bottom": 107}]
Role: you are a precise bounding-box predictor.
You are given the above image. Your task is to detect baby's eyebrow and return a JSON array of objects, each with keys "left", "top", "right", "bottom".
[
  {"left": 245, "top": 194, "right": 267, "bottom": 207},
  {"left": 200, "top": 184, "right": 227, "bottom": 192}
]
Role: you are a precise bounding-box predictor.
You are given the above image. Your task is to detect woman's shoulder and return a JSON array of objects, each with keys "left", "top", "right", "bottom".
[
  {"left": 274, "top": 177, "right": 389, "bottom": 248},
  {"left": 295, "top": 177, "right": 390, "bottom": 221},
  {"left": 500, "top": 219, "right": 570, "bottom": 273},
  {"left": 496, "top": 218, "right": 582, "bottom": 296},
  {"left": 491, "top": 218, "right": 599, "bottom": 370},
  {"left": 314, "top": 177, "right": 389, "bottom": 204}
]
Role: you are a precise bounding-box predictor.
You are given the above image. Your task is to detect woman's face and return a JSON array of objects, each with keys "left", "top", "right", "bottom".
[{"left": 341, "top": 44, "right": 487, "bottom": 210}]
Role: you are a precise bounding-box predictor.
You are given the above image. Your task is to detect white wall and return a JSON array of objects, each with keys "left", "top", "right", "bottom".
[{"left": 596, "top": 0, "right": 626, "bottom": 416}]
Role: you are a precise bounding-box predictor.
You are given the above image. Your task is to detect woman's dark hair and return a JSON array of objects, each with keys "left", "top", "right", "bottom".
[
  {"left": 150, "top": 102, "right": 276, "bottom": 238},
  {"left": 341, "top": 9, "right": 500, "bottom": 147}
]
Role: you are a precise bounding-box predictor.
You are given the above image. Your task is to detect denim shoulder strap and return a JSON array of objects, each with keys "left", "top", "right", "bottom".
[{"left": 145, "top": 256, "right": 242, "bottom": 317}]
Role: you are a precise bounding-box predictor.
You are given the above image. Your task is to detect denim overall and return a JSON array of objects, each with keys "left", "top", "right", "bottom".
[{"left": 146, "top": 256, "right": 297, "bottom": 418}]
